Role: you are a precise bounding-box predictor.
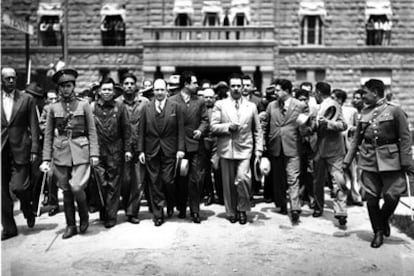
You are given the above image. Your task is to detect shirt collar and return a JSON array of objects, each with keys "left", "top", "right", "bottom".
[
  {"left": 2, "top": 89, "right": 15, "bottom": 99},
  {"left": 98, "top": 98, "right": 116, "bottom": 107}
]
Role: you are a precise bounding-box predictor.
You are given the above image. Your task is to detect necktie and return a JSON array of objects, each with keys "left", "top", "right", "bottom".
[
  {"left": 156, "top": 101, "right": 163, "bottom": 113},
  {"left": 279, "top": 100, "right": 286, "bottom": 116},
  {"left": 235, "top": 99, "right": 240, "bottom": 110}
]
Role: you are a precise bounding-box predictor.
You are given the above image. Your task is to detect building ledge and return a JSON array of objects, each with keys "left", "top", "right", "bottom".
[
  {"left": 279, "top": 46, "right": 414, "bottom": 53},
  {"left": 1, "top": 46, "right": 143, "bottom": 54}
]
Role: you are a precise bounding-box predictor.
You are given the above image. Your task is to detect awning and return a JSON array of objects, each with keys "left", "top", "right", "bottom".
[
  {"left": 229, "top": 0, "right": 251, "bottom": 25},
  {"left": 173, "top": 0, "right": 194, "bottom": 15},
  {"left": 201, "top": 1, "right": 224, "bottom": 24},
  {"left": 100, "top": 3, "right": 126, "bottom": 22},
  {"left": 298, "top": 0, "right": 326, "bottom": 22},
  {"left": 37, "top": 2, "right": 63, "bottom": 17},
  {"left": 365, "top": 0, "right": 392, "bottom": 21}
]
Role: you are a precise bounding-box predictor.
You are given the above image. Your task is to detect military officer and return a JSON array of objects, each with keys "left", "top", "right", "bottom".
[
  {"left": 344, "top": 79, "right": 412, "bottom": 248},
  {"left": 40, "top": 68, "right": 99, "bottom": 239}
]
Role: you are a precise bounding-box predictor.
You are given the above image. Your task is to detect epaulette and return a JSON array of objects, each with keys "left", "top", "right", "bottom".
[{"left": 386, "top": 101, "right": 399, "bottom": 106}]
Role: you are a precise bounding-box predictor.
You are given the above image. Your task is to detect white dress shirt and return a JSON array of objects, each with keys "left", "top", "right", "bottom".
[{"left": 2, "top": 90, "right": 15, "bottom": 122}]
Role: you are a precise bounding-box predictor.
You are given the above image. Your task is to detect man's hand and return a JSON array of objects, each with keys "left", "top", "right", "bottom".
[
  {"left": 229, "top": 122, "right": 240, "bottom": 132},
  {"left": 255, "top": 151, "right": 262, "bottom": 159},
  {"left": 193, "top": 130, "right": 202, "bottom": 140},
  {"left": 176, "top": 151, "right": 185, "bottom": 160},
  {"left": 402, "top": 165, "right": 411, "bottom": 173},
  {"left": 90, "top": 157, "right": 99, "bottom": 167},
  {"left": 318, "top": 118, "right": 328, "bottom": 130},
  {"left": 125, "top": 152, "right": 132, "bottom": 162},
  {"left": 138, "top": 152, "right": 146, "bottom": 164},
  {"left": 30, "top": 153, "right": 38, "bottom": 163},
  {"left": 342, "top": 162, "right": 350, "bottom": 171}
]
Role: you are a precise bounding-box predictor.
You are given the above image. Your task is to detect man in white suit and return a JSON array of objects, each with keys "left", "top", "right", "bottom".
[{"left": 210, "top": 73, "right": 263, "bottom": 225}]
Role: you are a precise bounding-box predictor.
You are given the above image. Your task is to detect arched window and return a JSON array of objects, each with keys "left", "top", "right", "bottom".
[
  {"left": 100, "top": 4, "right": 126, "bottom": 46},
  {"left": 175, "top": 13, "right": 192, "bottom": 26}
]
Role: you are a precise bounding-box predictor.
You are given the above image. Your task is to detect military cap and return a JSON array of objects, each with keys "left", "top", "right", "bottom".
[{"left": 52, "top": 68, "right": 78, "bottom": 84}]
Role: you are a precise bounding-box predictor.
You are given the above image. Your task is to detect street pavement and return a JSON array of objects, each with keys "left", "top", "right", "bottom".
[{"left": 2, "top": 193, "right": 414, "bottom": 276}]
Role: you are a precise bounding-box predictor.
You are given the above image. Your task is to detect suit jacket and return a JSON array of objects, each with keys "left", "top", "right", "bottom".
[
  {"left": 210, "top": 97, "right": 263, "bottom": 160},
  {"left": 1, "top": 90, "right": 40, "bottom": 164},
  {"left": 137, "top": 99, "right": 185, "bottom": 159},
  {"left": 315, "top": 97, "right": 347, "bottom": 158},
  {"left": 265, "top": 97, "right": 308, "bottom": 157},
  {"left": 42, "top": 98, "right": 99, "bottom": 166},
  {"left": 169, "top": 93, "right": 209, "bottom": 153}
]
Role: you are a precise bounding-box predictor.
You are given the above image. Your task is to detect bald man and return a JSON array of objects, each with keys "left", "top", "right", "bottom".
[{"left": 1, "top": 67, "right": 40, "bottom": 240}]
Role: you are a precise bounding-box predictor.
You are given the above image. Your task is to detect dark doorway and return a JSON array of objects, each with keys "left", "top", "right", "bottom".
[{"left": 175, "top": 66, "right": 242, "bottom": 85}]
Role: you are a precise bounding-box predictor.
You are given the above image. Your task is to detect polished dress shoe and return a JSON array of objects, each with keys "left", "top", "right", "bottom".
[
  {"left": 337, "top": 216, "right": 347, "bottom": 226},
  {"left": 178, "top": 210, "right": 186, "bottom": 219},
  {"left": 167, "top": 207, "right": 174, "bottom": 218},
  {"left": 312, "top": 210, "right": 323, "bottom": 218},
  {"left": 278, "top": 208, "right": 288, "bottom": 215},
  {"left": 1, "top": 231, "right": 18, "bottom": 241},
  {"left": 26, "top": 215, "right": 35, "bottom": 228},
  {"left": 79, "top": 220, "right": 89, "bottom": 233},
  {"left": 371, "top": 231, "right": 384, "bottom": 248},
  {"left": 62, "top": 226, "right": 77, "bottom": 239},
  {"left": 291, "top": 211, "right": 300, "bottom": 224},
  {"left": 239, "top": 212, "right": 247, "bottom": 225},
  {"left": 229, "top": 215, "right": 238, "bottom": 223},
  {"left": 104, "top": 220, "right": 116, "bottom": 229},
  {"left": 154, "top": 218, "right": 164, "bottom": 227},
  {"left": 127, "top": 216, "right": 140, "bottom": 224},
  {"left": 48, "top": 206, "right": 59, "bottom": 217},
  {"left": 384, "top": 220, "right": 391, "bottom": 237},
  {"left": 191, "top": 212, "right": 201, "bottom": 224}
]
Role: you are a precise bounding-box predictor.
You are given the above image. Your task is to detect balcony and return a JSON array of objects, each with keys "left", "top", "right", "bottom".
[{"left": 143, "top": 26, "right": 275, "bottom": 47}]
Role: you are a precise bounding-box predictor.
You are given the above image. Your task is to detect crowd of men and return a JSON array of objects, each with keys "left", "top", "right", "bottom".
[{"left": 1, "top": 66, "right": 412, "bottom": 249}]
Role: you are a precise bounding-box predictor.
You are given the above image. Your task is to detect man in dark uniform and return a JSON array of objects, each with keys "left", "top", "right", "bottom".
[
  {"left": 1, "top": 67, "right": 40, "bottom": 240},
  {"left": 93, "top": 78, "right": 132, "bottom": 228},
  {"left": 170, "top": 71, "right": 209, "bottom": 223},
  {"left": 344, "top": 79, "right": 412, "bottom": 248},
  {"left": 117, "top": 73, "right": 149, "bottom": 224},
  {"left": 138, "top": 78, "right": 185, "bottom": 226},
  {"left": 40, "top": 68, "right": 99, "bottom": 239}
]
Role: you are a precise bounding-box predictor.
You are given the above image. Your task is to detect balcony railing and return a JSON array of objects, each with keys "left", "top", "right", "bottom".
[{"left": 143, "top": 26, "right": 274, "bottom": 41}]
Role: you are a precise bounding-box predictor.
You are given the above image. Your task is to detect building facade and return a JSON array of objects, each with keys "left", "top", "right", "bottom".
[{"left": 2, "top": 0, "right": 414, "bottom": 122}]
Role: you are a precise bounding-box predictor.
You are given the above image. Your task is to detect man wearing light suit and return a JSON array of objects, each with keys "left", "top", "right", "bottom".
[
  {"left": 312, "top": 82, "right": 348, "bottom": 226},
  {"left": 138, "top": 79, "right": 185, "bottom": 226},
  {"left": 211, "top": 73, "right": 263, "bottom": 225},
  {"left": 265, "top": 79, "right": 308, "bottom": 224},
  {"left": 1, "top": 67, "right": 40, "bottom": 240}
]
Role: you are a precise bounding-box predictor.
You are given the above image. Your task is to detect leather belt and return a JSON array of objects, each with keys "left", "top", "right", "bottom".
[
  {"left": 57, "top": 130, "right": 86, "bottom": 139},
  {"left": 363, "top": 138, "right": 398, "bottom": 147}
]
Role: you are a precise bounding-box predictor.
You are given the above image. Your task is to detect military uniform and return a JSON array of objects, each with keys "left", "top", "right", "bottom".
[
  {"left": 92, "top": 98, "right": 131, "bottom": 227},
  {"left": 42, "top": 69, "right": 99, "bottom": 238},
  {"left": 344, "top": 98, "right": 412, "bottom": 243}
]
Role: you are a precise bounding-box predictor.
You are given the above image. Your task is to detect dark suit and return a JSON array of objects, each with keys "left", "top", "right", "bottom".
[
  {"left": 1, "top": 90, "right": 39, "bottom": 235},
  {"left": 138, "top": 99, "right": 185, "bottom": 219},
  {"left": 169, "top": 93, "right": 209, "bottom": 214},
  {"left": 265, "top": 97, "right": 308, "bottom": 212}
]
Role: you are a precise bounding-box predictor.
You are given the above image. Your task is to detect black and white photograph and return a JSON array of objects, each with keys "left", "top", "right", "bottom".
[{"left": 1, "top": 0, "right": 414, "bottom": 275}]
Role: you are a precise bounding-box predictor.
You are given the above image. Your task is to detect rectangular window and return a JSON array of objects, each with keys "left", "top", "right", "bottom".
[
  {"left": 296, "top": 69, "right": 326, "bottom": 84},
  {"left": 101, "top": 15, "right": 125, "bottom": 46},
  {"left": 301, "top": 15, "right": 323, "bottom": 45},
  {"left": 366, "top": 15, "right": 391, "bottom": 46},
  {"left": 38, "top": 15, "right": 62, "bottom": 46}
]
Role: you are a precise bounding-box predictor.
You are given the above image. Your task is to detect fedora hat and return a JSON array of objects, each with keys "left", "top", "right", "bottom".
[
  {"left": 175, "top": 158, "right": 189, "bottom": 177},
  {"left": 254, "top": 157, "right": 271, "bottom": 181}
]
